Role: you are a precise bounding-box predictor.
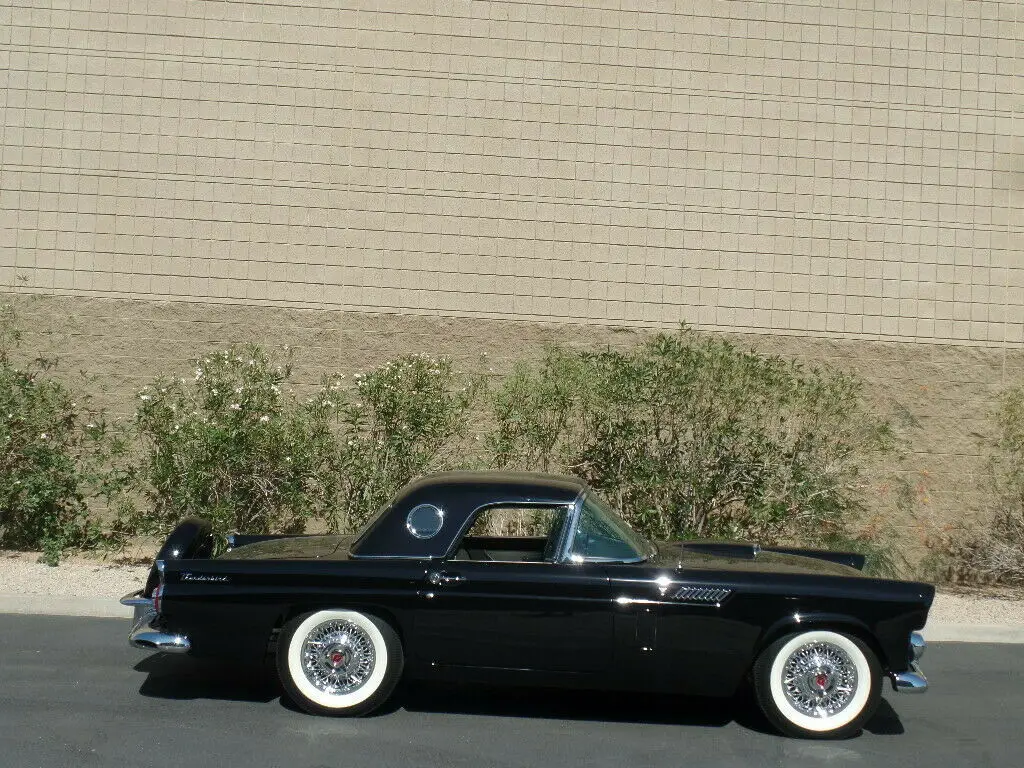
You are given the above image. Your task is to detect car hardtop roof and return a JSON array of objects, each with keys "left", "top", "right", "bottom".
[
  {"left": 400, "top": 470, "right": 587, "bottom": 500},
  {"left": 349, "top": 471, "right": 589, "bottom": 559}
]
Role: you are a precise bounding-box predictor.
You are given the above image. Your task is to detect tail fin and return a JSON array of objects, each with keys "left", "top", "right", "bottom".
[{"left": 143, "top": 518, "right": 214, "bottom": 596}]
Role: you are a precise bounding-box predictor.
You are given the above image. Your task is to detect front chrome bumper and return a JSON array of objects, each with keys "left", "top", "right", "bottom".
[
  {"left": 120, "top": 590, "right": 191, "bottom": 654},
  {"left": 889, "top": 631, "right": 928, "bottom": 693}
]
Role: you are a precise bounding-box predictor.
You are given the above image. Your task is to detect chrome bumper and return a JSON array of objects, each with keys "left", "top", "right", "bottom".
[
  {"left": 120, "top": 591, "right": 191, "bottom": 654},
  {"left": 889, "top": 632, "right": 928, "bottom": 693}
]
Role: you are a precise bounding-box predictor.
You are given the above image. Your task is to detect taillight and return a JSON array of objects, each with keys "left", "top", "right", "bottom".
[{"left": 152, "top": 584, "right": 164, "bottom": 614}]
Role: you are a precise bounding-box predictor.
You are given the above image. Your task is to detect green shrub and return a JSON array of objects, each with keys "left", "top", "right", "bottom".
[
  {"left": 935, "top": 387, "right": 1024, "bottom": 585},
  {"left": 0, "top": 306, "right": 115, "bottom": 563},
  {"left": 124, "top": 347, "right": 482, "bottom": 541},
  {"left": 489, "top": 329, "right": 895, "bottom": 568},
  {"left": 126, "top": 346, "right": 341, "bottom": 540},
  {"left": 326, "top": 354, "right": 483, "bottom": 532}
]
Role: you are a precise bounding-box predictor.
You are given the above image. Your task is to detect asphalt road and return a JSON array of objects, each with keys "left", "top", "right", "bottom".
[{"left": 0, "top": 615, "right": 1020, "bottom": 768}]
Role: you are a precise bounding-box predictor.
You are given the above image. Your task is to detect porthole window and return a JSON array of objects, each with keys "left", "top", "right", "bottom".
[{"left": 406, "top": 504, "right": 444, "bottom": 539}]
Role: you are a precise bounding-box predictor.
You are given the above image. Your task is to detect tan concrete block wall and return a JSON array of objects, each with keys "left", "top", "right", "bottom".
[{"left": 1, "top": 0, "right": 1021, "bottom": 344}]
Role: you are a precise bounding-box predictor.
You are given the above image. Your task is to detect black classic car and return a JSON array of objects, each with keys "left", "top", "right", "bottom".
[{"left": 121, "top": 471, "right": 932, "bottom": 739}]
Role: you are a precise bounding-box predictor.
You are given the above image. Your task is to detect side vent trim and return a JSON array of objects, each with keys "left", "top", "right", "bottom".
[{"left": 673, "top": 586, "right": 732, "bottom": 604}]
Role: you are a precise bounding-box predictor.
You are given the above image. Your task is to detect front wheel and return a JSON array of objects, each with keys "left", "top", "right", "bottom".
[
  {"left": 753, "top": 629, "right": 881, "bottom": 739},
  {"left": 277, "top": 609, "right": 404, "bottom": 716}
]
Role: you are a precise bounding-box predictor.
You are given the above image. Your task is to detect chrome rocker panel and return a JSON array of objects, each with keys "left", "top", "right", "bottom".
[{"left": 120, "top": 591, "right": 191, "bottom": 654}]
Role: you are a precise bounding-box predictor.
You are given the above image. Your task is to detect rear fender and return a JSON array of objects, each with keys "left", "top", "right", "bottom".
[{"left": 144, "top": 518, "right": 215, "bottom": 596}]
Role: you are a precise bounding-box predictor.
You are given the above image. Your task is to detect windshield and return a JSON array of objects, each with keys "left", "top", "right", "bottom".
[{"left": 568, "top": 492, "right": 652, "bottom": 563}]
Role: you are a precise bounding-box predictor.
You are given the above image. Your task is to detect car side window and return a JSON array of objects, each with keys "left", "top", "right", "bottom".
[{"left": 452, "top": 505, "right": 570, "bottom": 563}]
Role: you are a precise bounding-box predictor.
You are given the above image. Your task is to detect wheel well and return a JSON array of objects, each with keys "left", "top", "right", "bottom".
[
  {"left": 267, "top": 605, "right": 406, "bottom": 656},
  {"left": 755, "top": 618, "right": 888, "bottom": 671}
]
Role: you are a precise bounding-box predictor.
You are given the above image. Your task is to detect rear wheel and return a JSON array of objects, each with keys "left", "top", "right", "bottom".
[
  {"left": 277, "top": 609, "right": 403, "bottom": 716},
  {"left": 753, "top": 629, "right": 881, "bottom": 739}
]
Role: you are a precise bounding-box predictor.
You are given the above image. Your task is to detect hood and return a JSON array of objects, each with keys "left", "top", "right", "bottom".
[
  {"left": 653, "top": 540, "right": 867, "bottom": 578},
  {"left": 218, "top": 534, "right": 355, "bottom": 561}
]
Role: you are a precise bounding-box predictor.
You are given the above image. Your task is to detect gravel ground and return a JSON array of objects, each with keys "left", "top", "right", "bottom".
[
  {"left": 0, "top": 551, "right": 149, "bottom": 599},
  {"left": 2, "top": 550, "right": 1023, "bottom": 627}
]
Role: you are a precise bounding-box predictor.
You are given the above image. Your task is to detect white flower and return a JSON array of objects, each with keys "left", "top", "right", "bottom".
[
  {"left": 86, "top": 423, "right": 96, "bottom": 428},
  {"left": 39, "top": 433, "right": 48, "bottom": 440},
  {"left": 259, "top": 415, "right": 269, "bottom": 423},
  {"left": 139, "top": 394, "right": 151, "bottom": 401},
  {"left": 229, "top": 403, "right": 241, "bottom": 410},
  {"left": 234, "top": 387, "right": 243, "bottom": 394}
]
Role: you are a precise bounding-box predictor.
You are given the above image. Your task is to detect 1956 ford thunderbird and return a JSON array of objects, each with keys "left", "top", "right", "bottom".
[{"left": 121, "top": 471, "right": 932, "bottom": 739}]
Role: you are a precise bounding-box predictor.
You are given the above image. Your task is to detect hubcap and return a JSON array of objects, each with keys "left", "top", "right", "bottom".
[
  {"left": 300, "top": 620, "right": 376, "bottom": 695},
  {"left": 781, "top": 641, "right": 858, "bottom": 719}
]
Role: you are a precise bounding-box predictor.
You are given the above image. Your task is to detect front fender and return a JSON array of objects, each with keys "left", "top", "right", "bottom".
[{"left": 755, "top": 612, "right": 889, "bottom": 669}]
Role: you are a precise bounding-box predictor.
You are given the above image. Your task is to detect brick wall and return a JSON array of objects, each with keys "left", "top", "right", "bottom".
[{"left": 1, "top": 0, "right": 1020, "bottom": 342}]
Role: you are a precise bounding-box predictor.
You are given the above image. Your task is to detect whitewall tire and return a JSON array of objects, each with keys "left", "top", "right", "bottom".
[
  {"left": 753, "top": 629, "right": 881, "bottom": 739},
  {"left": 277, "top": 609, "right": 404, "bottom": 716}
]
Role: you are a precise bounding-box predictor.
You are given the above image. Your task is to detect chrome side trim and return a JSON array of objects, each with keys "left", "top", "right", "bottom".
[
  {"left": 911, "top": 632, "right": 926, "bottom": 661},
  {"left": 890, "top": 662, "right": 928, "bottom": 693},
  {"left": 128, "top": 609, "right": 191, "bottom": 654}
]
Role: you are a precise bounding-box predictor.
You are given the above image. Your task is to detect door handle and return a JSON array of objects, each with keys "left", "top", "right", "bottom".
[{"left": 427, "top": 571, "right": 465, "bottom": 586}]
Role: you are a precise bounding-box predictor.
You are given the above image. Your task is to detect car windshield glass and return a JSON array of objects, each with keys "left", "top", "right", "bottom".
[{"left": 569, "top": 493, "right": 652, "bottom": 563}]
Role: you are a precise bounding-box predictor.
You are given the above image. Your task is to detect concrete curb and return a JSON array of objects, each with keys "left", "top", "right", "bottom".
[
  {"left": 0, "top": 595, "right": 131, "bottom": 619},
  {"left": 2, "top": 594, "right": 1024, "bottom": 643},
  {"left": 921, "top": 624, "right": 1024, "bottom": 644}
]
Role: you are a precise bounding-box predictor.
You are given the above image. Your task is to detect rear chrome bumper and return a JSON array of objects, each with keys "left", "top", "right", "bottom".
[
  {"left": 889, "top": 632, "right": 928, "bottom": 693},
  {"left": 120, "top": 591, "right": 191, "bottom": 654}
]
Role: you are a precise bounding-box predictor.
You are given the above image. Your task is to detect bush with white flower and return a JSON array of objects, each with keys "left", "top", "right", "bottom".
[
  {"left": 0, "top": 305, "right": 124, "bottom": 563},
  {"left": 126, "top": 345, "right": 341, "bottom": 540},
  {"left": 325, "top": 354, "right": 484, "bottom": 532},
  {"left": 125, "top": 346, "right": 482, "bottom": 542}
]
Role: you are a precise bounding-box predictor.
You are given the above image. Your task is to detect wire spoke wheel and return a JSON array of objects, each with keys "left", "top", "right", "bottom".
[
  {"left": 781, "top": 641, "right": 858, "bottom": 719},
  {"left": 278, "top": 609, "right": 403, "bottom": 716},
  {"left": 301, "top": 620, "right": 376, "bottom": 695},
  {"left": 755, "top": 629, "right": 880, "bottom": 739}
]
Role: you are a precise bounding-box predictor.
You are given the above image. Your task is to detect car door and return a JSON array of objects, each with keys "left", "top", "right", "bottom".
[{"left": 411, "top": 504, "right": 614, "bottom": 674}]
